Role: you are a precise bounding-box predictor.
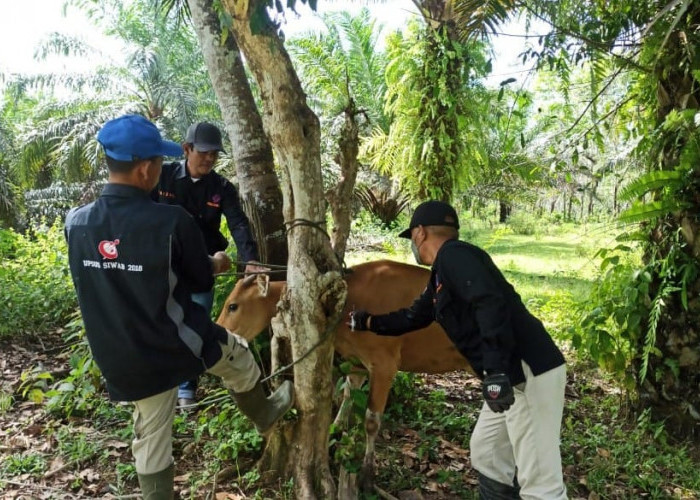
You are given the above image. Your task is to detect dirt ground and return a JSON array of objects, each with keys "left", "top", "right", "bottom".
[{"left": 0, "top": 330, "right": 695, "bottom": 499}]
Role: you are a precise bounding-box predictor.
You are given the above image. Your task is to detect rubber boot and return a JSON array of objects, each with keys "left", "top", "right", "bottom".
[
  {"left": 230, "top": 379, "right": 294, "bottom": 434},
  {"left": 478, "top": 472, "right": 520, "bottom": 499},
  {"left": 137, "top": 463, "right": 174, "bottom": 500}
]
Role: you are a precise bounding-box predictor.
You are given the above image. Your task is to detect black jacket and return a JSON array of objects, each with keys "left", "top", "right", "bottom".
[
  {"left": 65, "top": 184, "right": 228, "bottom": 401},
  {"left": 369, "top": 239, "right": 565, "bottom": 385},
  {"left": 154, "top": 161, "right": 258, "bottom": 261}
]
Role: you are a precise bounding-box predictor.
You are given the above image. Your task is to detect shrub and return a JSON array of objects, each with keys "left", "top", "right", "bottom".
[
  {"left": 507, "top": 212, "right": 540, "bottom": 236},
  {"left": 0, "top": 223, "right": 76, "bottom": 338},
  {"left": 354, "top": 185, "right": 410, "bottom": 228}
]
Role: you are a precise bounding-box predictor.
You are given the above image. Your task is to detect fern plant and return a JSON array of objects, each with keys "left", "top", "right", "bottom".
[{"left": 617, "top": 168, "right": 691, "bottom": 225}]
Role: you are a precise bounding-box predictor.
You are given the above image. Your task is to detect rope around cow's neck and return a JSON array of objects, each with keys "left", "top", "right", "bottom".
[{"left": 214, "top": 217, "right": 348, "bottom": 278}]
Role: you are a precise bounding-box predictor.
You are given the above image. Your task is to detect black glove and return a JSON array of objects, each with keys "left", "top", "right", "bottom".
[
  {"left": 482, "top": 372, "right": 514, "bottom": 413},
  {"left": 348, "top": 310, "right": 371, "bottom": 331}
]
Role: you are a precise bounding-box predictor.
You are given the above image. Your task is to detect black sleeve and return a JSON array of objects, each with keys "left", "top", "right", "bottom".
[
  {"left": 369, "top": 286, "right": 435, "bottom": 336},
  {"left": 220, "top": 180, "right": 259, "bottom": 263},
  {"left": 173, "top": 210, "right": 214, "bottom": 293},
  {"left": 440, "top": 246, "right": 512, "bottom": 373}
]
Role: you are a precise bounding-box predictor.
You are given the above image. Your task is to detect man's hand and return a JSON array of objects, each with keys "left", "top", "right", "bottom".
[
  {"left": 211, "top": 251, "right": 232, "bottom": 274},
  {"left": 347, "top": 310, "right": 371, "bottom": 331},
  {"left": 244, "top": 260, "right": 270, "bottom": 275},
  {"left": 482, "top": 372, "right": 514, "bottom": 413}
]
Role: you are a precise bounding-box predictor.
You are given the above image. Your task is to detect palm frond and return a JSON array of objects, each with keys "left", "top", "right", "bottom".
[
  {"left": 453, "top": 0, "right": 516, "bottom": 40},
  {"left": 354, "top": 184, "right": 410, "bottom": 227}
]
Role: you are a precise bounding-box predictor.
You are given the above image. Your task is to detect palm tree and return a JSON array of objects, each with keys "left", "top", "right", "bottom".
[
  {"left": 0, "top": 107, "right": 18, "bottom": 226},
  {"left": 288, "top": 8, "right": 390, "bottom": 258},
  {"left": 9, "top": 0, "right": 217, "bottom": 192},
  {"left": 362, "top": 19, "right": 491, "bottom": 201}
]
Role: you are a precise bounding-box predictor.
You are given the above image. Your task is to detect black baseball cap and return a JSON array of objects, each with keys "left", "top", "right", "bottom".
[
  {"left": 398, "top": 200, "right": 460, "bottom": 238},
  {"left": 185, "top": 122, "right": 226, "bottom": 153}
]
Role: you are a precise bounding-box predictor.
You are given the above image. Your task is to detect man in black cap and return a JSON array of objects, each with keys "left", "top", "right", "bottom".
[
  {"left": 154, "top": 121, "right": 266, "bottom": 407},
  {"left": 349, "top": 200, "right": 567, "bottom": 499},
  {"left": 65, "top": 114, "right": 294, "bottom": 499}
]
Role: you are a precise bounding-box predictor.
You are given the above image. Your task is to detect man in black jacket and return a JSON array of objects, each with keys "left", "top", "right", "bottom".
[
  {"left": 65, "top": 114, "right": 293, "bottom": 499},
  {"left": 349, "top": 200, "right": 567, "bottom": 499},
  {"left": 154, "top": 121, "right": 265, "bottom": 407}
]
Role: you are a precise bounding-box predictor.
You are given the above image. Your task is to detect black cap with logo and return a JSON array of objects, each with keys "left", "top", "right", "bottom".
[
  {"left": 185, "top": 122, "right": 226, "bottom": 153},
  {"left": 398, "top": 200, "right": 460, "bottom": 238}
]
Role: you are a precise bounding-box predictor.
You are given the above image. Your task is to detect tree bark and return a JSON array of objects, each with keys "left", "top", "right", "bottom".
[
  {"left": 188, "top": 0, "right": 287, "bottom": 269},
  {"left": 222, "top": 1, "right": 345, "bottom": 496},
  {"left": 327, "top": 99, "right": 360, "bottom": 262}
]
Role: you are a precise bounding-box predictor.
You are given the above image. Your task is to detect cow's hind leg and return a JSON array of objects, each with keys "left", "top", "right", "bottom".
[{"left": 360, "top": 366, "right": 396, "bottom": 493}]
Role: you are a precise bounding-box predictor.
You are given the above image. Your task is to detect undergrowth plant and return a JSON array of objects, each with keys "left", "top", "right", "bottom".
[
  {"left": 562, "top": 381, "right": 700, "bottom": 498},
  {"left": 572, "top": 228, "right": 699, "bottom": 391},
  {"left": 0, "top": 223, "right": 75, "bottom": 338},
  {"left": 44, "top": 312, "right": 105, "bottom": 417}
]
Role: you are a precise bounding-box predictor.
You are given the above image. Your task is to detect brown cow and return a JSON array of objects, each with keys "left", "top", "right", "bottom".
[{"left": 216, "top": 259, "right": 475, "bottom": 487}]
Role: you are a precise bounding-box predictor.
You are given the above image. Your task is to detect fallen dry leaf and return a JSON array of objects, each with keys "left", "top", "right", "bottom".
[
  {"left": 78, "top": 468, "right": 100, "bottom": 482},
  {"left": 106, "top": 439, "right": 129, "bottom": 449}
]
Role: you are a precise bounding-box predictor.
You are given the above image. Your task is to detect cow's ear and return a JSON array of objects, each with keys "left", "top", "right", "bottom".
[
  {"left": 256, "top": 274, "right": 270, "bottom": 297},
  {"left": 241, "top": 274, "right": 256, "bottom": 287}
]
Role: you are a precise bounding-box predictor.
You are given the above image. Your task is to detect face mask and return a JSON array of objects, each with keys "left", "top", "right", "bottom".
[{"left": 411, "top": 239, "right": 424, "bottom": 266}]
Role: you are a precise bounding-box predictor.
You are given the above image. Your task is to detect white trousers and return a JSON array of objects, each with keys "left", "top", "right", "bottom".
[
  {"left": 131, "top": 331, "right": 260, "bottom": 474},
  {"left": 470, "top": 362, "right": 567, "bottom": 500}
]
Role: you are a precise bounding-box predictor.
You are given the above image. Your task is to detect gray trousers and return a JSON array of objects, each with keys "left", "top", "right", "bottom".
[
  {"left": 471, "top": 361, "right": 567, "bottom": 500},
  {"left": 131, "top": 331, "right": 260, "bottom": 474}
]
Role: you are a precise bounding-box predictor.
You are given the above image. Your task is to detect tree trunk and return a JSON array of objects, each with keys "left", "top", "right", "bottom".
[
  {"left": 587, "top": 179, "right": 598, "bottom": 217},
  {"left": 327, "top": 99, "right": 360, "bottom": 262},
  {"left": 417, "top": 25, "right": 461, "bottom": 202},
  {"left": 223, "top": 1, "right": 345, "bottom": 496},
  {"left": 188, "top": 0, "right": 287, "bottom": 269},
  {"left": 638, "top": 23, "right": 700, "bottom": 439},
  {"left": 498, "top": 200, "right": 511, "bottom": 223}
]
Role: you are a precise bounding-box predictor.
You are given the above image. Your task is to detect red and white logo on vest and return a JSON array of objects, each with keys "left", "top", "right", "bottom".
[
  {"left": 98, "top": 239, "right": 120, "bottom": 260},
  {"left": 487, "top": 384, "right": 501, "bottom": 399}
]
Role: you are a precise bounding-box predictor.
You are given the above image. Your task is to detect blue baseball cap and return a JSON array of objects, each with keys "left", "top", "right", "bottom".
[{"left": 97, "top": 114, "right": 183, "bottom": 161}]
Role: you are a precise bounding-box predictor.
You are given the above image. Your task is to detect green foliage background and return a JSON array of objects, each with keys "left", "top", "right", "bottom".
[{"left": 0, "top": 223, "right": 75, "bottom": 338}]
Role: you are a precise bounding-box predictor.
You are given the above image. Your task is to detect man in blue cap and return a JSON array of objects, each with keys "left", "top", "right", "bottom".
[
  {"left": 154, "top": 121, "right": 266, "bottom": 408},
  {"left": 64, "top": 114, "right": 294, "bottom": 499},
  {"left": 349, "top": 200, "right": 567, "bottom": 499}
]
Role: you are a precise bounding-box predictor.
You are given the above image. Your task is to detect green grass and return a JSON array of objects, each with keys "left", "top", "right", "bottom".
[{"left": 347, "top": 220, "right": 615, "bottom": 342}]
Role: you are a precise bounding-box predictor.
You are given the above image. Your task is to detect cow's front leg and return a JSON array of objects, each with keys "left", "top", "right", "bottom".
[
  {"left": 361, "top": 408, "right": 382, "bottom": 492},
  {"left": 360, "top": 366, "right": 396, "bottom": 493}
]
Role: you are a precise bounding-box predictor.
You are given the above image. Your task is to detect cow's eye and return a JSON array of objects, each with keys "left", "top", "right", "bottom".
[{"left": 228, "top": 303, "right": 238, "bottom": 312}]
